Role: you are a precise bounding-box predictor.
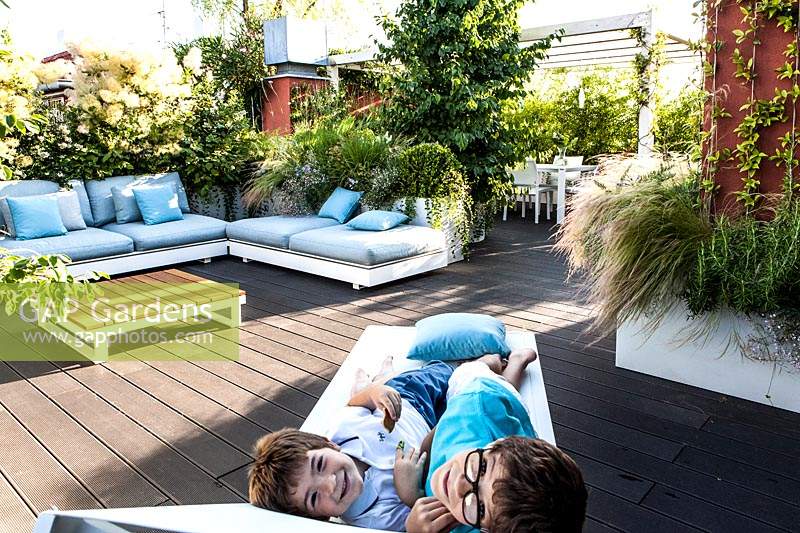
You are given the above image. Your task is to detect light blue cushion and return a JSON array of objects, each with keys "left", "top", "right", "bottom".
[
  {"left": 85, "top": 173, "right": 190, "bottom": 226},
  {"left": 318, "top": 187, "right": 363, "bottom": 223},
  {"left": 110, "top": 184, "right": 142, "bottom": 224},
  {"left": 1, "top": 191, "right": 85, "bottom": 236},
  {"left": 347, "top": 210, "right": 409, "bottom": 231},
  {"left": 68, "top": 179, "right": 95, "bottom": 227},
  {"left": 226, "top": 215, "right": 340, "bottom": 249},
  {"left": 0, "top": 179, "right": 60, "bottom": 228},
  {"left": 5, "top": 195, "right": 67, "bottom": 240},
  {"left": 288, "top": 224, "right": 445, "bottom": 266},
  {"left": 133, "top": 183, "right": 184, "bottom": 225},
  {"left": 101, "top": 214, "right": 227, "bottom": 251},
  {"left": 407, "top": 313, "right": 511, "bottom": 362},
  {"left": 85, "top": 176, "right": 135, "bottom": 226},
  {"left": 0, "top": 228, "right": 133, "bottom": 261}
]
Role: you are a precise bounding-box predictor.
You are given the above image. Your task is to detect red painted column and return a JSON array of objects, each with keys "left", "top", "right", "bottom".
[
  {"left": 261, "top": 75, "right": 329, "bottom": 134},
  {"left": 706, "top": 0, "right": 799, "bottom": 212}
]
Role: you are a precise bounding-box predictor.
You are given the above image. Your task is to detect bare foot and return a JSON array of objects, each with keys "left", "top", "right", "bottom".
[
  {"left": 378, "top": 355, "right": 394, "bottom": 378},
  {"left": 509, "top": 348, "right": 538, "bottom": 368},
  {"left": 352, "top": 368, "right": 370, "bottom": 396},
  {"left": 477, "top": 353, "right": 504, "bottom": 374}
]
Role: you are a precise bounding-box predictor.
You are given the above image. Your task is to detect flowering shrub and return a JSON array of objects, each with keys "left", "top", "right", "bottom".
[{"left": 0, "top": 33, "right": 68, "bottom": 178}]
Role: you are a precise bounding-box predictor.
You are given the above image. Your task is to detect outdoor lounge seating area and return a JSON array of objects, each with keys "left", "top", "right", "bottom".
[{"left": 0, "top": 176, "right": 454, "bottom": 289}]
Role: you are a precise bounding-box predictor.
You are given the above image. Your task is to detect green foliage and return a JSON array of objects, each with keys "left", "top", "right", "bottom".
[
  {"left": 555, "top": 160, "right": 712, "bottom": 333},
  {"left": 505, "top": 70, "right": 639, "bottom": 162},
  {"left": 174, "top": 14, "right": 269, "bottom": 126},
  {"left": 685, "top": 201, "right": 800, "bottom": 316},
  {"left": 392, "top": 143, "right": 473, "bottom": 253},
  {"left": 377, "top": 0, "right": 558, "bottom": 204},
  {"left": 244, "top": 118, "right": 402, "bottom": 211},
  {"left": 654, "top": 86, "right": 705, "bottom": 155},
  {"left": 175, "top": 76, "right": 269, "bottom": 219},
  {"left": 0, "top": 250, "right": 106, "bottom": 319}
]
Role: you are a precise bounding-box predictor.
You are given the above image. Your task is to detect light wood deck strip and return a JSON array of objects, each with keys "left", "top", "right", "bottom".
[{"left": 0, "top": 218, "right": 797, "bottom": 532}]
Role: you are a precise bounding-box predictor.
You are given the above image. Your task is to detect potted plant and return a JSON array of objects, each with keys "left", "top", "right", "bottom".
[{"left": 555, "top": 156, "right": 800, "bottom": 413}]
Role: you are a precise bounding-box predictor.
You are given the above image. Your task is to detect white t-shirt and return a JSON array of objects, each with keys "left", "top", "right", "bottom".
[{"left": 327, "top": 399, "right": 430, "bottom": 531}]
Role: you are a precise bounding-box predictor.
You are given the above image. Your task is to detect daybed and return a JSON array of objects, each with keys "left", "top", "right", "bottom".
[
  {"left": 227, "top": 215, "right": 450, "bottom": 290},
  {"left": 33, "top": 326, "right": 552, "bottom": 533},
  {"left": 0, "top": 178, "right": 455, "bottom": 289}
]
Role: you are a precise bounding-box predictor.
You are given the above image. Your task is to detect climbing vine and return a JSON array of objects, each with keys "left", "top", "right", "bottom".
[{"left": 704, "top": 0, "right": 800, "bottom": 210}]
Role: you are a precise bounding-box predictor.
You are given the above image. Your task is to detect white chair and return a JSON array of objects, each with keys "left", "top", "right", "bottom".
[
  {"left": 503, "top": 160, "right": 557, "bottom": 224},
  {"left": 552, "top": 155, "right": 585, "bottom": 185}
]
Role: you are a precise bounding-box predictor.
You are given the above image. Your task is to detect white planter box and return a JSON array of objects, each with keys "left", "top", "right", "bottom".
[
  {"left": 395, "top": 198, "right": 465, "bottom": 263},
  {"left": 616, "top": 306, "right": 800, "bottom": 413}
]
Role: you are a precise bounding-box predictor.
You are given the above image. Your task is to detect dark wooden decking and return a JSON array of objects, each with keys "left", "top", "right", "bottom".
[{"left": 1, "top": 218, "right": 799, "bottom": 532}]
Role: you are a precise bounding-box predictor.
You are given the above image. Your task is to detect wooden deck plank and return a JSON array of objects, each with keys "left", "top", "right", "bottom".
[
  {"left": 0, "top": 363, "right": 167, "bottom": 508},
  {"left": 0, "top": 468, "right": 36, "bottom": 533},
  {"left": 0, "top": 400, "right": 101, "bottom": 513},
  {"left": 9, "top": 363, "right": 242, "bottom": 505}
]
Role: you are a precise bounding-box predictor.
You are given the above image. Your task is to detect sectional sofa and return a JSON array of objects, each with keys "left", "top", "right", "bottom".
[{"left": 0, "top": 175, "right": 455, "bottom": 289}]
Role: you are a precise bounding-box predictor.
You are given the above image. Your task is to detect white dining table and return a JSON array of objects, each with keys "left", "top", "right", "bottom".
[{"left": 536, "top": 164, "right": 598, "bottom": 223}]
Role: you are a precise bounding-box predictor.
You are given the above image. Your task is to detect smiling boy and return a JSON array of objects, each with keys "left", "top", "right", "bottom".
[
  {"left": 248, "top": 361, "right": 454, "bottom": 531},
  {"left": 407, "top": 350, "right": 587, "bottom": 533}
]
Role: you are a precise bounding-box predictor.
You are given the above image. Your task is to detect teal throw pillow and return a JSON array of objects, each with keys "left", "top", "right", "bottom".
[
  {"left": 132, "top": 183, "right": 184, "bottom": 225},
  {"left": 347, "top": 210, "right": 409, "bottom": 231},
  {"left": 5, "top": 195, "right": 68, "bottom": 240},
  {"left": 318, "top": 187, "right": 363, "bottom": 223},
  {"left": 407, "top": 313, "right": 511, "bottom": 361}
]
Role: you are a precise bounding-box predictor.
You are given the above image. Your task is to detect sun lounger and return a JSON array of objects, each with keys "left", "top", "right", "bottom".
[{"left": 33, "top": 326, "right": 553, "bottom": 533}]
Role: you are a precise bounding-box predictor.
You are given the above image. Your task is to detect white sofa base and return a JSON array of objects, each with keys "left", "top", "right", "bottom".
[
  {"left": 617, "top": 307, "right": 800, "bottom": 413},
  {"left": 229, "top": 240, "right": 449, "bottom": 289},
  {"left": 67, "top": 240, "right": 229, "bottom": 277}
]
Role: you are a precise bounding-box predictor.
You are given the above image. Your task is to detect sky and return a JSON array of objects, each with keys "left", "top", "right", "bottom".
[{"left": 1, "top": 0, "right": 702, "bottom": 60}]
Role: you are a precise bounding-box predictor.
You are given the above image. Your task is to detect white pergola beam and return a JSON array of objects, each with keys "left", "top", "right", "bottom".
[{"left": 519, "top": 11, "right": 652, "bottom": 42}]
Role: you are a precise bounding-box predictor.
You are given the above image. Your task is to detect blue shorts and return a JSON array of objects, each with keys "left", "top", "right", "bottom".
[{"left": 385, "top": 362, "right": 454, "bottom": 429}]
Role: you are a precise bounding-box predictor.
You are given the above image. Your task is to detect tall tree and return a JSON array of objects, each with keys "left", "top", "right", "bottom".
[{"left": 378, "top": 0, "right": 559, "bottom": 205}]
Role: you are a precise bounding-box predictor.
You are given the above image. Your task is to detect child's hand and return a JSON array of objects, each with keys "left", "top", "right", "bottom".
[
  {"left": 405, "top": 497, "right": 458, "bottom": 533},
  {"left": 393, "top": 445, "right": 426, "bottom": 506},
  {"left": 369, "top": 384, "right": 402, "bottom": 422}
]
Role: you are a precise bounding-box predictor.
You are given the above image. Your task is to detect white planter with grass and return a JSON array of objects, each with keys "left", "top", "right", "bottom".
[{"left": 616, "top": 306, "right": 800, "bottom": 413}]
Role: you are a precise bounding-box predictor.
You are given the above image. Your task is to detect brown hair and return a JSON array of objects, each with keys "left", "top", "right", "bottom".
[
  {"left": 490, "top": 437, "right": 587, "bottom": 533},
  {"left": 248, "top": 428, "right": 337, "bottom": 516}
]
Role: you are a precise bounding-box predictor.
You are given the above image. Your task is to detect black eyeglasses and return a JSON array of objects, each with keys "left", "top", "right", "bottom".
[{"left": 462, "top": 448, "right": 487, "bottom": 529}]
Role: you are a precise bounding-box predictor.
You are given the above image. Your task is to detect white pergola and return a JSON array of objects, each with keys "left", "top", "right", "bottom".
[{"left": 328, "top": 11, "right": 698, "bottom": 155}]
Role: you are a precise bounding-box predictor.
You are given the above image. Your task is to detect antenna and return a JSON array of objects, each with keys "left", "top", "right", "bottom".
[{"left": 157, "top": 0, "right": 168, "bottom": 49}]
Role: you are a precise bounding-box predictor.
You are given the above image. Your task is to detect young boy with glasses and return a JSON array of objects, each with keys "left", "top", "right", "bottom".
[{"left": 407, "top": 350, "right": 587, "bottom": 533}]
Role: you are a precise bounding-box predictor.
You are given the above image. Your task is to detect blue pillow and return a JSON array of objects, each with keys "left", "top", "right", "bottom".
[
  {"left": 318, "top": 187, "right": 363, "bottom": 223},
  {"left": 132, "top": 183, "right": 184, "bottom": 225},
  {"left": 347, "top": 210, "right": 409, "bottom": 231},
  {"left": 5, "top": 195, "right": 68, "bottom": 240},
  {"left": 111, "top": 184, "right": 143, "bottom": 224},
  {"left": 407, "top": 313, "right": 511, "bottom": 361}
]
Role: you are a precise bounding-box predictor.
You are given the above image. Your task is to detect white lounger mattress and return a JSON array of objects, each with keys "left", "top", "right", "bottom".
[{"left": 34, "top": 326, "right": 553, "bottom": 533}]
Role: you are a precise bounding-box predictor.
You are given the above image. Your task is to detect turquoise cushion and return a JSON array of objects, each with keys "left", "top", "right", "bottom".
[
  {"left": 101, "top": 214, "right": 227, "bottom": 251},
  {"left": 318, "top": 187, "right": 362, "bottom": 223},
  {"left": 407, "top": 313, "right": 511, "bottom": 361},
  {"left": 0, "top": 179, "right": 60, "bottom": 228},
  {"left": 0, "top": 228, "right": 133, "bottom": 261},
  {"left": 5, "top": 195, "right": 67, "bottom": 240},
  {"left": 347, "top": 210, "right": 409, "bottom": 231},
  {"left": 226, "top": 215, "right": 340, "bottom": 249},
  {"left": 133, "top": 183, "right": 184, "bottom": 225},
  {"left": 85, "top": 173, "right": 190, "bottom": 226}
]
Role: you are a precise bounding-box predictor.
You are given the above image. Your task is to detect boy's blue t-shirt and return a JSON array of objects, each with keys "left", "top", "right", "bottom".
[{"left": 425, "top": 377, "right": 536, "bottom": 533}]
